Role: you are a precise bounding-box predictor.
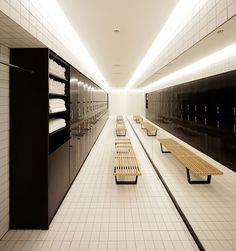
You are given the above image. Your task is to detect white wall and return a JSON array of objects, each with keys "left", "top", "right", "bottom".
[
  {"left": 148, "top": 47, "right": 236, "bottom": 93},
  {"left": 109, "top": 92, "right": 145, "bottom": 116},
  {"left": 0, "top": 45, "right": 9, "bottom": 239}
]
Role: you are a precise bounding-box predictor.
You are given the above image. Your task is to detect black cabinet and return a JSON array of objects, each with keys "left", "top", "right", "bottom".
[
  {"left": 10, "top": 48, "right": 70, "bottom": 229},
  {"left": 69, "top": 66, "right": 108, "bottom": 183},
  {"left": 49, "top": 141, "right": 70, "bottom": 220}
]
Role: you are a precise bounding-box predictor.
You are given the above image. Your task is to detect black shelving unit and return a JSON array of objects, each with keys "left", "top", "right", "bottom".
[
  {"left": 10, "top": 48, "right": 109, "bottom": 230},
  {"left": 10, "top": 48, "right": 70, "bottom": 229}
]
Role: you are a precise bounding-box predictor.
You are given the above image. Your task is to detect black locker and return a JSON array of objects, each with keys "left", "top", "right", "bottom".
[{"left": 146, "top": 70, "right": 236, "bottom": 172}]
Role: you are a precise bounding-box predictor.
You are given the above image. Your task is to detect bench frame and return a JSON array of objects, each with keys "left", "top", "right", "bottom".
[
  {"left": 114, "top": 174, "right": 138, "bottom": 185},
  {"left": 186, "top": 168, "right": 211, "bottom": 184},
  {"left": 141, "top": 122, "right": 158, "bottom": 136},
  {"left": 159, "top": 140, "right": 222, "bottom": 184},
  {"left": 116, "top": 128, "right": 126, "bottom": 136}
]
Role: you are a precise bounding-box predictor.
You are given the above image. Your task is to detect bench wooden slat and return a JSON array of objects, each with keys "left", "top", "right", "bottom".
[{"left": 113, "top": 137, "right": 141, "bottom": 184}]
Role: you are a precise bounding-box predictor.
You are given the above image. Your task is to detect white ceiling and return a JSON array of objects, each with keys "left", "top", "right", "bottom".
[{"left": 57, "top": 0, "right": 178, "bottom": 89}]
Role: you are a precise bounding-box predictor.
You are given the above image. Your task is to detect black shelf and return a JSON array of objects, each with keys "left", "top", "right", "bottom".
[
  {"left": 49, "top": 93, "right": 67, "bottom": 98},
  {"left": 49, "top": 72, "right": 68, "bottom": 82},
  {"left": 49, "top": 110, "right": 67, "bottom": 116},
  {"left": 49, "top": 126, "right": 67, "bottom": 136}
]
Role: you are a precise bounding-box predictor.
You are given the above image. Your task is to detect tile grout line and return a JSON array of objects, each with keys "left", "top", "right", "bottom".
[{"left": 126, "top": 116, "right": 205, "bottom": 251}]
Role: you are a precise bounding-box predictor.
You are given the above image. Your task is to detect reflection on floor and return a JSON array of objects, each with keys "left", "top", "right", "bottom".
[
  {"left": 128, "top": 116, "right": 236, "bottom": 251},
  {"left": 0, "top": 118, "right": 198, "bottom": 251}
]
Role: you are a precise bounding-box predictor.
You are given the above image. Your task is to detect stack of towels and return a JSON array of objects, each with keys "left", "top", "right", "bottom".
[
  {"left": 49, "top": 78, "right": 65, "bottom": 95},
  {"left": 49, "top": 59, "right": 66, "bottom": 79},
  {"left": 49, "top": 98, "right": 66, "bottom": 113},
  {"left": 49, "top": 118, "right": 66, "bottom": 133}
]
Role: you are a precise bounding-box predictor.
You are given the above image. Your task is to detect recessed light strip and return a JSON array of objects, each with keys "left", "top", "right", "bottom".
[
  {"left": 31, "top": 0, "right": 110, "bottom": 92},
  {"left": 126, "top": 0, "right": 206, "bottom": 90},
  {"left": 144, "top": 42, "right": 236, "bottom": 92}
]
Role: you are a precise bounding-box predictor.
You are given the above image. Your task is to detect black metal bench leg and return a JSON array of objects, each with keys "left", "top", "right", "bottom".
[
  {"left": 186, "top": 168, "right": 211, "bottom": 184},
  {"left": 160, "top": 143, "right": 171, "bottom": 153},
  {"left": 147, "top": 130, "right": 157, "bottom": 136},
  {"left": 115, "top": 176, "right": 138, "bottom": 185},
  {"left": 116, "top": 130, "right": 127, "bottom": 136}
]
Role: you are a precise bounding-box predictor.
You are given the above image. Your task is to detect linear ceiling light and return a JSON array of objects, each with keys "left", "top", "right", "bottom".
[
  {"left": 31, "top": 0, "right": 110, "bottom": 92},
  {"left": 126, "top": 0, "right": 206, "bottom": 90},
  {"left": 144, "top": 42, "right": 236, "bottom": 92}
]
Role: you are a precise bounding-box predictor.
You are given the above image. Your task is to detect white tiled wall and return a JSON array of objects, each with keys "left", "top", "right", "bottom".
[
  {"left": 138, "top": 0, "right": 236, "bottom": 86},
  {"left": 0, "top": 45, "right": 9, "bottom": 239},
  {"left": 149, "top": 52, "right": 236, "bottom": 92}
]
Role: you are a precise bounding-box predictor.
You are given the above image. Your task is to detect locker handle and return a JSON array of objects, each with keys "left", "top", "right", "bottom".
[{"left": 234, "top": 108, "right": 236, "bottom": 116}]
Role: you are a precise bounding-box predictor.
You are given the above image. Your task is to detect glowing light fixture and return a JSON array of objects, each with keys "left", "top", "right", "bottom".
[
  {"left": 110, "top": 89, "right": 143, "bottom": 93},
  {"left": 144, "top": 43, "right": 236, "bottom": 92},
  {"left": 126, "top": 0, "right": 206, "bottom": 90},
  {"left": 70, "top": 78, "right": 78, "bottom": 83},
  {"left": 31, "top": 0, "right": 110, "bottom": 92}
]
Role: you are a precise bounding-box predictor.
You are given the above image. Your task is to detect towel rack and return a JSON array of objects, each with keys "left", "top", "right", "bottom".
[{"left": 0, "top": 60, "right": 34, "bottom": 74}]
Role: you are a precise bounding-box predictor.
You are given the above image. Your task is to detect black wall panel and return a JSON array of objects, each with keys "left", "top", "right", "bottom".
[{"left": 146, "top": 70, "right": 236, "bottom": 172}]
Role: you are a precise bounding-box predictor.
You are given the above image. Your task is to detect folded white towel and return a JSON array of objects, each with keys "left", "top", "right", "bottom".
[
  {"left": 49, "top": 123, "right": 66, "bottom": 133},
  {"left": 49, "top": 98, "right": 65, "bottom": 105},
  {"left": 49, "top": 59, "right": 66, "bottom": 79},
  {"left": 49, "top": 107, "right": 66, "bottom": 113},
  {"left": 49, "top": 118, "right": 65, "bottom": 125},
  {"left": 49, "top": 118, "right": 66, "bottom": 133},
  {"left": 49, "top": 78, "right": 66, "bottom": 95}
]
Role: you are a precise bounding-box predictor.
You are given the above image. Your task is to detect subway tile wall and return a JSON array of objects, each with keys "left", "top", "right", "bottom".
[
  {"left": 139, "top": 0, "right": 236, "bottom": 85},
  {"left": 148, "top": 52, "right": 236, "bottom": 92},
  {"left": 0, "top": 45, "right": 9, "bottom": 239}
]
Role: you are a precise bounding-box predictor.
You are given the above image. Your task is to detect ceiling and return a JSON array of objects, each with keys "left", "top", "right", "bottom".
[{"left": 57, "top": 0, "right": 178, "bottom": 89}]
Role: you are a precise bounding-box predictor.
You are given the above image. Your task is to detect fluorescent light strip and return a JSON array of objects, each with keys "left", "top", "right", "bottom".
[
  {"left": 126, "top": 0, "right": 206, "bottom": 90},
  {"left": 31, "top": 0, "right": 110, "bottom": 92},
  {"left": 144, "top": 43, "right": 236, "bottom": 92},
  {"left": 109, "top": 89, "right": 143, "bottom": 93}
]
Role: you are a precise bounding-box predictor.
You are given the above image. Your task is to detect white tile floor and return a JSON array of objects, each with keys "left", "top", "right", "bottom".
[
  {"left": 0, "top": 117, "right": 199, "bottom": 251},
  {"left": 128, "top": 116, "right": 236, "bottom": 251}
]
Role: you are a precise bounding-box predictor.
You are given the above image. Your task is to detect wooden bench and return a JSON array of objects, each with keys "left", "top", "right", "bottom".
[
  {"left": 141, "top": 121, "right": 159, "bottom": 136},
  {"left": 133, "top": 115, "right": 143, "bottom": 124},
  {"left": 116, "top": 115, "right": 124, "bottom": 122},
  {"left": 116, "top": 124, "right": 127, "bottom": 136},
  {"left": 113, "top": 139, "right": 141, "bottom": 184},
  {"left": 158, "top": 138, "right": 223, "bottom": 184}
]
